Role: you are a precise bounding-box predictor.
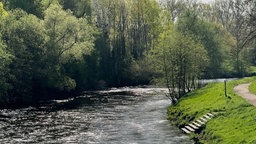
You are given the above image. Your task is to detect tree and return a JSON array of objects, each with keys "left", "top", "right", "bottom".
[
  {"left": 127, "top": 0, "right": 161, "bottom": 59},
  {"left": 92, "top": 0, "right": 162, "bottom": 86},
  {"left": 43, "top": 4, "right": 95, "bottom": 92},
  {"left": 212, "top": 0, "right": 252, "bottom": 76},
  {"left": 243, "top": 0, "right": 256, "bottom": 66},
  {"left": 3, "top": 0, "right": 44, "bottom": 18},
  {"left": 0, "top": 4, "right": 96, "bottom": 103},
  {"left": 0, "top": 37, "right": 13, "bottom": 103},
  {"left": 58, "top": 0, "right": 92, "bottom": 19},
  {"left": 245, "top": 0, "right": 256, "bottom": 42},
  {"left": 0, "top": 9, "right": 47, "bottom": 103},
  {"left": 92, "top": 0, "right": 129, "bottom": 86},
  {"left": 0, "top": 2, "right": 13, "bottom": 104},
  {"left": 148, "top": 19, "right": 208, "bottom": 104},
  {"left": 0, "top": 2, "right": 7, "bottom": 17},
  {"left": 164, "top": 0, "right": 187, "bottom": 21},
  {"left": 177, "top": 10, "right": 235, "bottom": 78}
]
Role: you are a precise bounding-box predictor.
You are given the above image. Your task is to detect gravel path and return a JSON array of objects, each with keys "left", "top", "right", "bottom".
[{"left": 234, "top": 83, "right": 256, "bottom": 106}]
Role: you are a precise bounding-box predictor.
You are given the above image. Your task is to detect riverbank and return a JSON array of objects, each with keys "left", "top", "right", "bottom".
[{"left": 167, "top": 77, "right": 256, "bottom": 143}]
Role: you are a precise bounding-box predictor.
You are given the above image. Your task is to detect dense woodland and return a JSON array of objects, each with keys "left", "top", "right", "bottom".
[{"left": 0, "top": 0, "right": 255, "bottom": 106}]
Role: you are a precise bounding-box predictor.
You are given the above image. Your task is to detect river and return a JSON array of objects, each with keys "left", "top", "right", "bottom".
[{"left": 0, "top": 87, "right": 193, "bottom": 144}]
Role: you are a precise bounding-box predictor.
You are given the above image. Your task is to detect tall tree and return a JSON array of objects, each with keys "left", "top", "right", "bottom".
[
  {"left": 43, "top": 4, "right": 95, "bottom": 92},
  {"left": 244, "top": 0, "right": 256, "bottom": 65},
  {"left": 164, "top": 0, "right": 187, "bottom": 21},
  {"left": 127, "top": 0, "right": 161, "bottom": 59},
  {"left": 0, "top": 39, "right": 13, "bottom": 104},
  {"left": 92, "top": 0, "right": 161, "bottom": 86},
  {"left": 0, "top": 2, "right": 12, "bottom": 104},
  {"left": 148, "top": 17, "right": 208, "bottom": 103},
  {"left": 177, "top": 10, "right": 235, "bottom": 78},
  {"left": 0, "top": 10, "right": 47, "bottom": 103},
  {"left": 212, "top": 0, "right": 252, "bottom": 75}
]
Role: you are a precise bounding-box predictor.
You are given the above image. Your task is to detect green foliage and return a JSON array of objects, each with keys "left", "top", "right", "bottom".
[
  {"left": 0, "top": 4, "right": 95, "bottom": 104},
  {"left": 125, "top": 58, "right": 154, "bottom": 85},
  {"left": 212, "top": 0, "right": 254, "bottom": 76},
  {"left": 0, "top": 10, "right": 47, "bottom": 102},
  {"left": 168, "top": 77, "right": 256, "bottom": 143},
  {"left": 4, "top": 0, "right": 44, "bottom": 18},
  {"left": 127, "top": 0, "right": 162, "bottom": 58},
  {"left": 148, "top": 19, "right": 208, "bottom": 102},
  {"left": 177, "top": 10, "right": 235, "bottom": 78},
  {"left": 43, "top": 4, "right": 95, "bottom": 91},
  {"left": 58, "top": 0, "right": 92, "bottom": 18},
  {"left": 249, "top": 66, "right": 256, "bottom": 74},
  {"left": 0, "top": 2, "right": 7, "bottom": 17},
  {"left": 0, "top": 37, "right": 13, "bottom": 103},
  {"left": 0, "top": 0, "right": 255, "bottom": 106},
  {"left": 93, "top": 0, "right": 162, "bottom": 86},
  {"left": 44, "top": 4, "right": 94, "bottom": 62},
  {"left": 64, "top": 52, "right": 100, "bottom": 91}
]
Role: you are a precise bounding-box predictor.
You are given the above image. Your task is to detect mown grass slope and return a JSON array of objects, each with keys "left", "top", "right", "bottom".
[
  {"left": 249, "top": 79, "right": 256, "bottom": 95},
  {"left": 168, "top": 77, "right": 256, "bottom": 143}
]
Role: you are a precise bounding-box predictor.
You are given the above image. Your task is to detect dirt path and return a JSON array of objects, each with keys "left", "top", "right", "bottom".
[{"left": 234, "top": 83, "right": 256, "bottom": 106}]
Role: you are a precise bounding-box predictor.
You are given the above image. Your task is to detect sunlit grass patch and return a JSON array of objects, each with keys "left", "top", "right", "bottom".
[
  {"left": 168, "top": 77, "right": 256, "bottom": 143},
  {"left": 249, "top": 80, "right": 256, "bottom": 95}
]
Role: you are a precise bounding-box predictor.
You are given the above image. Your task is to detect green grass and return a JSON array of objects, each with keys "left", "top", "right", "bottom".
[
  {"left": 249, "top": 66, "right": 256, "bottom": 74},
  {"left": 249, "top": 80, "right": 256, "bottom": 95},
  {"left": 168, "top": 77, "right": 256, "bottom": 144}
]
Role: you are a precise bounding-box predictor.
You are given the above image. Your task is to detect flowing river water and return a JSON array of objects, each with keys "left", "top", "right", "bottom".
[{"left": 0, "top": 87, "right": 193, "bottom": 144}]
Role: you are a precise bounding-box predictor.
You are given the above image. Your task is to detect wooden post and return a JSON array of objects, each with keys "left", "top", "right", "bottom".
[{"left": 224, "top": 80, "right": 227, "bottom": 97}]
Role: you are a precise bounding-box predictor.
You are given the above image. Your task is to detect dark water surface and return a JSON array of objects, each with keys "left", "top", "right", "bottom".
[{"left": 0, "top": 87, "right": 192, "bottom": 144}]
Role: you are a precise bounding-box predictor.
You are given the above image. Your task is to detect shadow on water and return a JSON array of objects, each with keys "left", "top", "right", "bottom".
[{"left": 42, "top": 90, "right": 140, "bottom": 111}]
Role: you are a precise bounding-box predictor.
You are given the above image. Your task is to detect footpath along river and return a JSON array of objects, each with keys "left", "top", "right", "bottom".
[{"left": 0, "top": 87, "right": 192, "bottom": 144}]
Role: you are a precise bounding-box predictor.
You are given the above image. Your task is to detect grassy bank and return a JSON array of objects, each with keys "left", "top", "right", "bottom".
[
  {"left": 168, "top": 77, "right": 256, "bottom": 143},
  {"left": 249, "top": 79, "right": 256, "bottom": 95}
]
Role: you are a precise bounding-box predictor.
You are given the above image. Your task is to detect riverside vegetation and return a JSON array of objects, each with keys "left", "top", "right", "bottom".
[
  {"left": 168, "top": 77, "right": 256, "bottom": 143},
  {"left": 0, "top": 0, "right": 255, "bottom": 107},
  {"left": 0, "top": 0, "right": 256, "bottom": 143}
]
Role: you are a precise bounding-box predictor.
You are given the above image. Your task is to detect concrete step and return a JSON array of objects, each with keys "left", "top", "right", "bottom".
[
  {"left": 192, "top": 121, "right": 201, "bottom": 127},
  {"left": 196, "top": 119, "right": 205, "bottom": 125},
  {"left": 181, "top": 128, "right": 191, "bottom": 134},
  {"left": 207, "top": 113, "right": 214, "bottom": 117},
  {"left": 185, "top": 126, "right": 195, "bottom": 132},
  {"left": 203, "top": 114, "right": 211, "bottom": 120},
  {"left": 180, "top": 112, "right": 218, "bottom": 134},
  {"left": 189, "top": 123, "right": 199, "bottom": 129},
  {"left": 200, "top": 117, "right": 208, "bottom": 122}
]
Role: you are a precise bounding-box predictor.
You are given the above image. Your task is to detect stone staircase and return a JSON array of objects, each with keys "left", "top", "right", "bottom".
[{"left": 180, "top": 112, "right": 216, "bottom": 134}]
